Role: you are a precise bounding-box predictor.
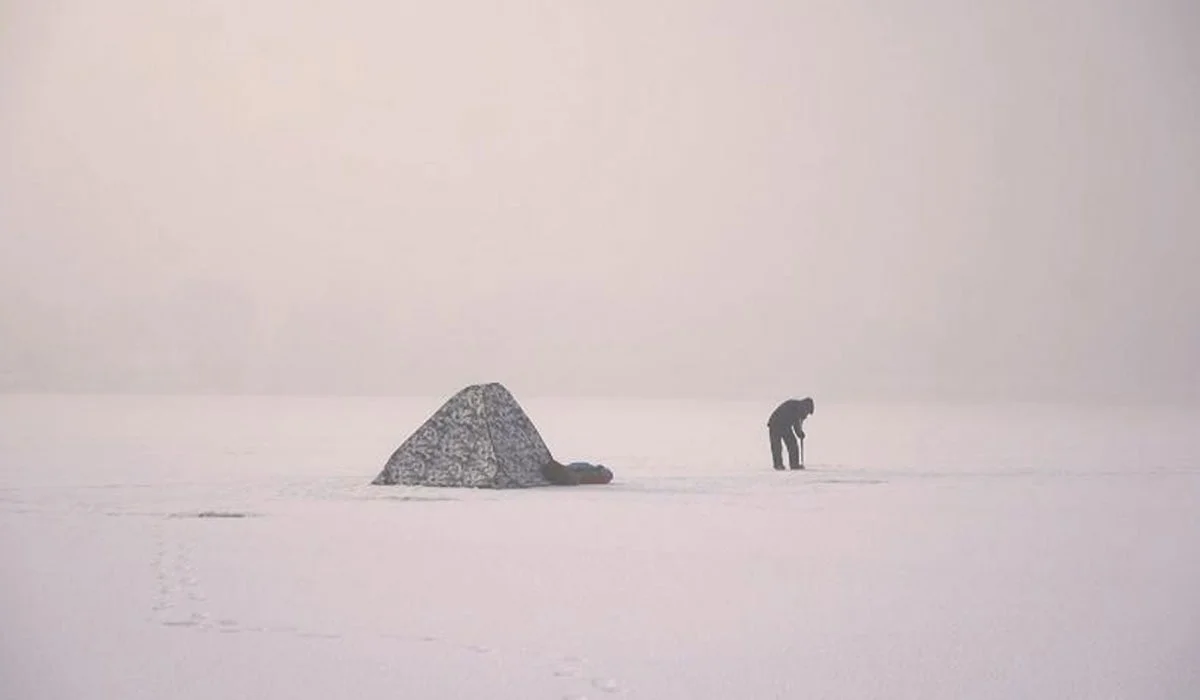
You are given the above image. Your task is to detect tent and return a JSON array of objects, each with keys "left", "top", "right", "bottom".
[{"left": 372, "top": 382, "right": 554, "bottom": 488}]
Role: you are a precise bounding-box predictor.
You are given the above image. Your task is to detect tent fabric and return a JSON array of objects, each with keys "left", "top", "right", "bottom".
[{"left": 371, "top": 383, "right": 554, "bottom": 488}]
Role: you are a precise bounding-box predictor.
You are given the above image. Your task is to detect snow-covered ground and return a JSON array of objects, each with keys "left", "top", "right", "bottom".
[{"left": 2, "top": 394, "right": 1198, "bottom": 699}]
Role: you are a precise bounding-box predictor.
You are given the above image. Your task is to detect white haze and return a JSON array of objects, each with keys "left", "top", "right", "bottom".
[{"left": 1, "top": 1, "right": 1198, "bottom": 401}]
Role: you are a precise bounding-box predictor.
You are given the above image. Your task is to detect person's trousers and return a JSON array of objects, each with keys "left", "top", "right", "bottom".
[{"left": 768, "top": 423, "right": 800, "bottom": 470}]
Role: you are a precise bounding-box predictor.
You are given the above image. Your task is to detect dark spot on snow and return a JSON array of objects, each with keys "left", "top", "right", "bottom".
[
  {"left": 167, "top": 511, "right": 261, "bottom": 519},
  {"left": 370, "top": 495, "right": 457, "bottom": 502}
]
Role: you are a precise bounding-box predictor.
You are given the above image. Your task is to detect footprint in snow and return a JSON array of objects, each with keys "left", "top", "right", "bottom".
[
  {"left": 590, "top": 677, "right": 621, "bottom": 693},
  {"left": 297, "top": 631, "right": 342, "bottom": 640},
  {"left": 554, "top": 656, "right": 584, "bottom": 677}
]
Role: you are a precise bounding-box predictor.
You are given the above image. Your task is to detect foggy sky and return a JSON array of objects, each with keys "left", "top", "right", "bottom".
[{"left": 2, "top": 1, "right": 1198, "bottom": 402}]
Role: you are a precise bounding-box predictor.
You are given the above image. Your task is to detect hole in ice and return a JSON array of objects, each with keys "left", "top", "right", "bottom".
[{"left": 167, "top": 511, "right": 261, "bottom": 519}]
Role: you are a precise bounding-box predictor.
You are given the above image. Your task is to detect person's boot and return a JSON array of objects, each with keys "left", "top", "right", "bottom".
[{"left": 790, "top": 464, "right": 804, "bottom": 470}]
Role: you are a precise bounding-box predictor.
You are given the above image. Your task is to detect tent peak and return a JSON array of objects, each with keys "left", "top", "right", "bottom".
[{"left": 372, "top": 383, "right": 553, "bottom": 488}]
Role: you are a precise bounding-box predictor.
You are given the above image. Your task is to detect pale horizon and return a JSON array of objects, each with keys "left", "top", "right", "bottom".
[{"left": 2, "top": 1, "right": 1197, "bottom": 404}]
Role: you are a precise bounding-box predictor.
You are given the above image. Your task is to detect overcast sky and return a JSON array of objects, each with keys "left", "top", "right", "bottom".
[{"left": 1, "top": 0, "right": 1197, "bottom": 402}]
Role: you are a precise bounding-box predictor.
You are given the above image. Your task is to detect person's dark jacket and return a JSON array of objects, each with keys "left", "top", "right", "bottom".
[{"left": 768, "top": 398, "right": 814, "bottom": 438}]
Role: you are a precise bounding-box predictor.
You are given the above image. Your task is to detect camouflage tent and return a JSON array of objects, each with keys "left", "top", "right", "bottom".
[{"left": 372, "top": 383, "right": 554, "bottom": 488}]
